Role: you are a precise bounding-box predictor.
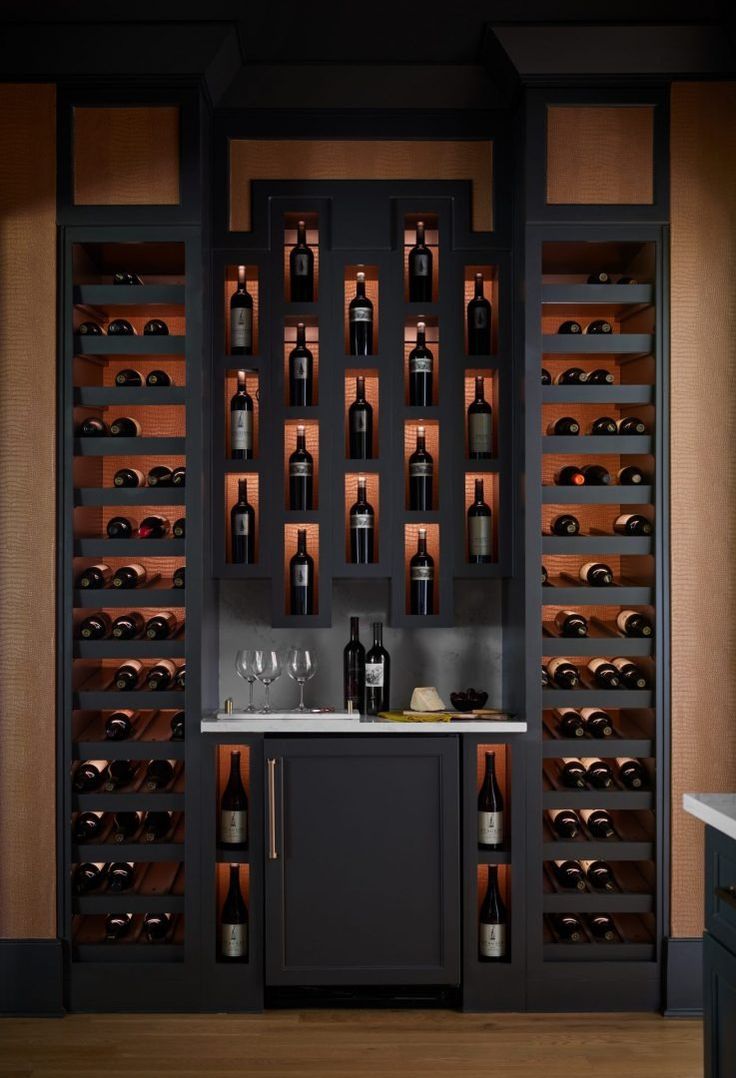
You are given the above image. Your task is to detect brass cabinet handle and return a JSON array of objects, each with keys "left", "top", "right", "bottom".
[{"left": 267, "top": 757, "right": 278, "bottom": 860}]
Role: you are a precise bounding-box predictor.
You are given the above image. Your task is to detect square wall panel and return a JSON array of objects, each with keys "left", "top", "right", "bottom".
[
  {"left": 74, "top": 106, "right": 180, "bottom": 205},
  {"left": 546, "top": 106, "right": 654, "bottom": 205}
]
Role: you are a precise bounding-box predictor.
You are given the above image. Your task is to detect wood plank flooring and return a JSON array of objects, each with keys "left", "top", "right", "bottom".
[{"left": 0, "top": 1011, "right": 702, "bottom": 1078}]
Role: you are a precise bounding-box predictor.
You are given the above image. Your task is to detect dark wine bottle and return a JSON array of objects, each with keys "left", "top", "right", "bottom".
[
  {"left": 74, "top": 862, "right": 106, "bottom": 894},
  {"left": 106, "top": 516, "right": 135, "bottom": 539},
  {"left": 548, "top": 808, "right": 580, "bottom": 839},
  {"left": 145, "top": 611, "right": 179, "bottom": 640},
  {"left": 230, "top": 478, "right": 255, "bottom": 565},
  {"left": 76, "top": 563, "right": 112, "bottom": 589},
  {"left": 558, "top": 320, "right": 582, "bottom": 334},
  {"left": 104, "top": 760, "right": 137, "bottom": 791},
  {"left": 113, "top": 467, "right": 144, "bottom": 488},
  {"left": 78, "top": 612, "right": 112, "bottom": 640},
  {"left": 109, "top": 416, "right": 141, "bottom": 437},
  {"left": 173, "top": 663, "right": 185, "bottom": 689},
  {"left": 349, "top": 270, "right": 373, "bottom": 356},
  {"left": 541, "top": 368, "right": 552, "bottom": 385},
  {"left": 104, "top": 710, "right": 135, "bottom": 741},
  {"left": 409, "top": 527, "right": 434, "bottom": 615},
  {"left": 586, "top": 368, "right": 614, "bottom": 385},
  {"left": 553, "top": 860, "right": 586, "bottom": 891},
  {"left": 170, "top": 711, "right": 185, "bottom": 741},
  {"left": 589, "top": 416, "right": 617, "bottom": 435},
  {"left": 73, "top": 811, "right": 104, "bottom": 842},
  {"left": 408, "top": 220, "right": 433, "bottom": 302},
  {"left": 467, "top": 477, "right": 492, "bottom": 564},
  {"left": 555, "top": 466, "right": 585, "bottom": 486},
  {"left": 479, "top": 865, "right": 506, "bottom": 959},
  {"left": 115, "top": 369, "right": 143, "bottom": 387},
  {"left": 138, "top": 515, "right": 170, "bottom": 539},
  {"left": 112, "top": 563, "right": 149, "bottom": 589},
  {"left": 554, "top": 708, "right": 585, "bottom": 739},
  {"left": 618, "top": 466, "right": 646, "bottom": 486},
  {"left": 72, "top": 761, "right": 106, "bottom": 793},
  {"left": 107, "top": 861, "right": 135, "bottom": 892},
  {"left": 288, "top": 323, "right": 313, "bottom": 407},
  {"left": 550, "top": 513, "right": 580, "bottom": 536},
  {"left": 408, "top": 321, "right": 433, "bottom": 406},
  {"left": 552, "top": 914, "right": 584, "bottom": 942},
  {"left": 114, "top": 660, "right": 143, "bottom": 691},
  {"left": 478, "top": 751, "right": 504, "bottom": 849},
  {"left": 542, "top": 565, "right": 548, "bottom": 586},
  {"left": 221, "top": 864, "right": 248, "bottom": 959},
  {"left": 146, "top": 369, "right": 172, "bottom": 386},
  {"left": 348, "top": 376, "right": 373, "bottom": 459},
  {"left": 111, "top": 612, "right": 145, "bottom": 639},
  {"left": 555, "top": 367, "right": 588, "bottom": 385},
  {"left": 547, "top": 416, "right": 580, "bottom": 436},
  {"left": 583, "top": 757, "right": 614, "bottom": 790},
  {"left": 611, "top": 657, "right": 648, "bottom": 689},
  {"left": 289, "top": 219, "right": 314, "bottom": 302},
  {"left": 171, "top": 467, "right": 186, "bottom": 488},
  {"left": 467, "top": 273, "right": 492, "bottom": 354},
  {"left": 617, "top": 415, "right": 648, "bottom": 435},
  {"left": 172, "top": 565, "right": 186, "bottom": 589},
  {"left": 147, "top": 659, "right": 177, "bottom": 691},
  {"left": 617, "top": 610, "right": 653, "bottom": 638},
  {"left": 617, "top": 757, "right": 647, "bottom": 789},
  {"left": 579, "top": 562, "right": 614, "bottom": 586},
  {"left": 613, "top": 513, "right": 652, "bottom": 536},
  {"left": 588, "top": 913, "right": 617, "bottom": 942},
  {"left": 467, "top": 375, "right": 493, "bottom": 459},
  {"left": 113, "top": 271, "right": 143, "bottom": 286},
  {"left": 585, "top": 319, "right": 613, "bottom": 335},
  {"left": 143, "top": 319, "right": 168, "bottom": 336},
  {"left": 230, "top": 370, "right": 253, "bottom": 461},
  {"left": 554, "top": 610, "right": 588, "bottom": 637},
  {"left": 365, "top": 622, "right": 390, "bottom": 716},
  {"left": 290, "top": 528, "right": 314, "bottom": 615},
  {"left": 582, "top": 808, "right": 616, "bottom": 839},
  {"left": 144, "top": 759, "right": 174, "bottom": 791},
  {"left": 408, "top": 425, "right": 433, "bottom": 510},
  {"left": 142, "top": 811, "right": 171, "bottom": 843},
  {"left": 147, "top": 465, "right": 173, "bottom": 488},
  {"left": 230, "top": 265, "right": 253, "bottom": 355},
  {"left": 221, "top": 749, "right": 248, "bottom": 847},
  {"left": 78, "top": 320, "right": 102, "bottom": 335},
  {"left": 547, "top": 658, "right": 580, "bottom": 688},
  {"left": 107, "top": 318, "right": 135, "bottom": 336},
  {"left": 587, "top": 271, "right": 611, "bottom": 284},
  {"left": 172, "top": 517, "right": 186, "bottom": 538},
  {"left": 343, "top": 615, "right": 365, "bottom": 713},
  {"left": 288, "top": 424, "right": 313, "bottom": 510},
  {"left": 583, "top": 859, "right": 616, "bottom": 892},
  {"left": 541, "top": 665, "right": 550, "bottom": 688},
  {"left": 349, "top": 475, "right": 374, "bottom": 564},
  {"left": 587, "top": 658, "right": 622, "bottom": 689},
  {"left": 78, "top": 417, "right": 109, "bottom": 437},
  {"left": 617, "top": 276, "right": 638, "bottom": 285},
  {"left": 143, "top": 912, "right": 172, "bottom": 942},
  {"left": 580, "top": 707, "right": 614, "bottom": 739},
  {"left": 581, "top": 464, "right": 611, "bottom": 486},
  {"left": 559, "top": 759, "right": 587, "bottom": 789}
]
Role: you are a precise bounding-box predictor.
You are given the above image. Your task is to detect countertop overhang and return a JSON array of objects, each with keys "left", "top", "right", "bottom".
[
  {"left": 683, "top": 792, "right": 736, "bottom": 842},
  {"left": 202, "top": 711, "right": 527, "bottom": 734}
]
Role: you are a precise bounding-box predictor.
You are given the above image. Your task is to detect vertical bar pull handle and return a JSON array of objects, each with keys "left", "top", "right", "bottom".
[{"left": 267, "top": 757, "right": 278, "bottom": 860}]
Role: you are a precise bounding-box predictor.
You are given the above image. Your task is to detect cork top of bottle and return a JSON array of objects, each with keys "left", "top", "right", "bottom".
[{"left": 356, "top": 270, "right": 365, "bottom": 283}]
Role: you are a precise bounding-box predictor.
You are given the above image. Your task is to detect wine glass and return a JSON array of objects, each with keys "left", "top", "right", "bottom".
[
  {"left": 287, "top": 648, "right": 318, "bottom": 712},
  {"left": 234, "top": 649, "right": 258, "bottom": 713},
  {"left": 252, "top": 650, "right": 282, "bottom": 714}
]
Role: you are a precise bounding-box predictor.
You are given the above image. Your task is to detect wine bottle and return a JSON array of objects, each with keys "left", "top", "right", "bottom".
[
  {"left": 144, "top": 759, "right": 174, "bottom": 791},
  {"left": 72, "top": 761, "right": 106, "bottom": 793},
  {"left": 618, "top": 466, "right": 645, "bottom": 486},
  {"left": 559, "top": 759, "right": 587, "bottom": 789},
  {"left": 550, "top": 513, "right": 580, "bottom": 536},
  {"left": 147, "top": 465, "right": 173, "bottom": 488},
  {"left": 73, "top": 811, "right": 104, "bottom": 842},
  {"left": 467, "top": 376, "right": 493, "bottom": 459},
  {"left": 106, "top": 516, "right": 135, "bottom": 539},
  {"left": 542, "top": 565, "right": 548, "bottom": 586},
  {"left": 143, "top": 912, "right": 172, "bottom": 942},
  {"left": 172, "top": 517, "right": 186, "bottom": 538},
  {"left": 581, "top": 808, "right": 616, "bottom": 839},
  {"left": 114, "top": 660, "right": 143, "bottom": 691},
  {"left": 349, "top": 475, "right": 374, "bottom": 564},
  {"left": 613, "top": 513, "right": 652, "bottom": 536},
  {"left": 588, "top": 914, "right": 617, "bottom": 942},
  {"left": 109, "top": 416, "right": 141, "bottom": 437},
  {"left": 554, "top": 610, "right": 588, "bottom": 637},
  {"left": 230, "top": 478, "right": 255, "bottom": 565},
  {"left": 115, "top": 368, "right": 143, "bottom": 387},
  {"left": 221, "top": 750, "right": 248, "bottom": 847},
  {"left": 112, "top": 563, "right": 150, "bottom": 589},
  {"left": 554, "top": 708, "right": 585, "bottom": 738},
  {"left": 580, "top": 707, "right": 613, "bottom": 738},
  {"left": 107, "top": 861, "right": 135, "bottom": 892},
  {"left": 555, "top": 466, "right": 585, "bottom": 486},
  {"left": 410, "top": 527, "right": 434, "bottom": 615},
  {"left": 289, "top": 219, "right": 314, "bottom": 302},
  {"left": 617, "top": 276, "right": 638, "bottom": 285},
  {"left": 171, "top": 467, "right": 186, "bottom": 487},
  {"left": 617, "top": 757, "right": 647, "bottom": 789},
  {"left": 78, "top": 417, "right": 109, "bottom": 437},
  {"left": 467, "top": 477, "right": 492, "bottom": 564},
  {"left": 558, "top": 320, "right": 582, "bottom": 334},
  {"left": 138, "top": 516, "right": 170, "bottom": 539},
  {"left": 547, "top": 416, "right": 580, "bottom": 435},
  {"left": 78, "top": 320, "right": 102, "bottom": 335},
  {"left": 552, "top": 914, "right": 584, "bottom": 942},
  {"left": 553, "top": 860, "right": 586, "bottom": 891},
  {"left": 104, "top": 710, "right": 135, "bottom": 741},
  {"left": 143, "top": 319, "right": 168, "bottom": 336},
  {"left": 172, "top": 566, "right": 186, "bottom": 589},
  {"left": 587, "top": 658, "right": 622, "bottom": 689},
  {"left": 408, "top": 425, "right": 433, "bottom": 510},
  {"left": 586, "top": 368, "right": 614, "bottom": 385},
  {"left": 541, "top": 665, "right": 550, "bottom": 688},
  {"left": 230, "top": 370, "right": 253, "bottom": 460},
  {"left": 104, "top": 760, "right": 137, "bottom": 791},
  {"left": 111, "top": 612, "right": 145, "bottom": 640},
  {"left": 590, "top": 416, "right": 617, "bottom": 435},
  {"left": 348, "top": 376, "right": 373, "bottom": 459},
  {"left": 146, "top": 369, "right": 172, "bottom": 387},
  {"left": 290, "top": 528, "right": 314, "bottom": 615},
  {"left": 587, "top": 271, "right": 611, "bottom": 284},
  {"left": 230, "top": 265, "right": 253, "bottom": 355},
  {"left": 547, "top": 658, "right": 580, "bottom": 689},
  {"left": 582, "top": 859, "right": 616, "bottom": 892},
  {"left": 343, "top": 616, "right": 365, "bottom": 712},
  {"left": 548, "top": 808, "right": 580, "bottom": 838},
  {"left": 113, "top": 271, "right": 143, "bottom": 286},
  {"left": 105, "top": 913, "right": 133, "bottom": 941},
  {"left": 288, "top": 323, "right": 314, "bottom": 407},
  {"left": 467, "top": 273, "right": 492, "bottom": 354},
  {"left": 73, "top": 863, "right": 106, "bottom": 894},
  {"left": 78, "top": 612, "right": 112, "bottom": 640},
  {"left": 147, "top": 660, "right": 177, "bottom": 691},
  {"left": 349, "top": 271, "right": 373, "bottom": 355},
  {"left": 113, "top": 467, "right": 144, "bottom": 488},
  {"left": 142, "top": 811, "right": 171, "bottom": 842},
  {"left": 408, "top": 220, "right": 433, "bottom": 302},
  {"left": 76, "top": 563, "right": 112, "bottom": 589},
  {"left": 479, "top": 865, "right": 506, "bottom": 959},
  {"left": 541, "top": 368, "right": 552, "bottom": 385},
  {"left": 408, "top": 321, "right": 433, "bottom": 407},
  {"left": 583, "top": 758, "right": 614, "bottom": 790},
  {"left": 365, "top": 622, "right": 390, "bottom": 716},
  {"left": 555, "top": 367, "right": 588, "bottom": 385},
  {"left": 617, "top": 415, "right": 648, "bottom": 435},
  {"left": 617, "top": 610, "right": 653, "bottom": 638},
  {"left": 145, "top": 611, "right": 179, "bottom": 640},
  {"left": 579, "top": 562, "right": 614, "bottom": 586},
  {"left": 174, "top": 664, "right": 186, "bottom": 690},
  {"left": 170, "top": 711, "right": 185, "bottom": 741},
  {"left": 221, "top": 864, "right": 248, "bottom": 959},
  {"left": 288, "top": 424, "right": 313, "bottom": 510},
  {"left": 581, "top": 464, "right": 611, "bottom": 485},
  {"left": 585, "top": 319, "right": 612, "bottom": 335},
  {"left": 478, "top": 751, "right": 504, "bottom": 849},
  {"left": 611, "top": 657, "right": 648, "bottom": 689},
  {"left": 107, "top": 318, "right": 135, "bottom": 336}
]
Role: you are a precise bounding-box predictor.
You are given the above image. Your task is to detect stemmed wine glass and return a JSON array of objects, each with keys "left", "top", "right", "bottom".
[
  {"left": 234, "top": 649, "right": 258, "bottom": 713},
  {"left": 252, "top": 650, "right": 282, "bottom": 714},
  {"left": 287, "top": 648, "right": 318, "bottom": 712}
]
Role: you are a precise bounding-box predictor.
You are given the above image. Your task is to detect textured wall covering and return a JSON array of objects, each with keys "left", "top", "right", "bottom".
[
  {"left": 547, "top": 106, "right": 654, "bottom": 204},
  {"left": 670, "top": 83, "right": 736, "bottom": 937},
  {"left": 229, "top": 140, "right": 494, "bottom": 232},
  {"left": 0, "top": 84, "right": 57, "bottom": 938},
  {"left": 74, "top": 106, "right": 180, "bottom": 205}
]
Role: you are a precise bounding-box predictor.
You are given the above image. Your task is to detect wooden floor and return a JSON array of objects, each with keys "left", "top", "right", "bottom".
[{"left": 0, "top": 1011, "right": 702, "bottom": 1078}]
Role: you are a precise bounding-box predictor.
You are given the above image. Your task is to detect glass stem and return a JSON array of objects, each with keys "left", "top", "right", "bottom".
[
  {"left": 298, "top": 681, "right": 306, "bottom": 711},
  {"left": 248, "top": 678, "right": 255, "bottom": 710},
  {"left": 264, "top": 681, "right": 271, "bottom": 712}
]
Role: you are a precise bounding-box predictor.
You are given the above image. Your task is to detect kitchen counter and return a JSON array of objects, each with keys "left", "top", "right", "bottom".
[
  {"left": 201, "top": 710, "right": 527, "bottom": 734},
  {"left": 683, "top": 792, "right": 736, "bottom": 843}
]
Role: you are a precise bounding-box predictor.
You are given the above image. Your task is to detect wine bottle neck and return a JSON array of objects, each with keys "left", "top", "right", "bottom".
[
  {"left": 475, "top": 276, "right": 484, "bottom": 298},
  {"left": 350, "top": 617, "right": 360, "bottom": 642}
]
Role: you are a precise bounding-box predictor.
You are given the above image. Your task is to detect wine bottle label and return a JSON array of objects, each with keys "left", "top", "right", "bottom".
[
  {"left": 292, "top": 565, "right": 310, "bottom": 587},
  {"left": 412, "top": 253, "right": 430, "bottom": 277},
  {"left": 234, "top": 514, "right": 250, "bottom": 536},
  {"left": 410, "top": 565, "right": 434, "bottom": 581},
  {"left": 221, "top": 810, "right": 247, "bottom": 844},
  {"left": 473, "top": 306, "right": 489, "bottom": 329},
  {"left": 365, "top": 662, "right": 384, "bottom": 687},
  {"left": 478, "top": 811, "right": 503, "bottom": 845},
  {"left": 469, "top": 517, "right": 491, "bottom": 556},
  {"left": 350, "top": 308, "right": 372, "bottom": 323},
  {"left": 290, "top": 461, "right": 312, "bottom": 477},
  {"left": 350, "top": 513, "right": 373, "bottom": 529},
  {"left": 409, "top": 462, "right": 432, "bottom": 477},
  {"left": 469, "top": 413, "right": 492, "bottom": 452},
  {"left": 479, "top": 923, "right": 506, "bottom": 959},
  {"left": 410, "top": 355, "right": 432, "bottom": 373},
  {"left": 231, "top": 308, "right": 252, "bottom": 350},
  {"left": 352, "top": 411, "right": 368, "bottom": 432},
  {"left": 293, "top": 253, "right": 310, "bottom": 277},
  {"left": 222, "top": 923, "right": 247, "bottom": 959},
  {"left": 231, "top": 410, "right": 252, "bottom": 450},
  {"left": 293, "top": 357, "right": 308, "bottom": 380}
]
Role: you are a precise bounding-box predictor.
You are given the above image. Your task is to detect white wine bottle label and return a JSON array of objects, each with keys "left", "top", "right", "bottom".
[
  {"left": 290, "top": 461, "right": 312, "bottom": 477},
  {"left": 409, "top": 462, "right": 432, "bottom": 477},
  {"left": 350, "top": 513, "right": 373, "bottom": 529},
  {"left": 410, "top": 355, "right": 432, "bottom": 373},
  {"left": 293, "top": 357, "right": 308, "bottom": 379},
  {"left": 411, "top": 565, "right": 434, "bottom": 581},
  {"left": 365, "top": 662, "right": 384, "bottom": 687},
  {"left": 479, "top": 923, "right": 506, "bottom": 959},
  {"left": 231, "top": 410, "right": 252, "bottom": 451},
  {"left": 293, "top": 253, "right": 310, "bottom": 277},
  {"left": 478, "top": 811, "right": 503, "bottom": 845},
  {"left": 469, "top": 517, "right": 491, "bottom": 556},
  {"left": 221, "top": 810, "right": 247, "bottom": 844},
  {"left": 413, "top": 253, "right": 430, "bottom": 276},
  {"left": 292, "top": 565, "right": 310, "bottom": 587},
  {"left": 231, "top": 308, "right": 252, "bottom": 350},
  {"left": 469, "top": 413, "right": 492, "bottom": 452},
  {"left": 234, "top": 514, "right": 249, "bottom": 536},
  {"left": 221, "top": 922, "right": 247, "bottom": 959},
  {"left": 473, "top": 306, "right": 488, "bottom": 329},
  {"left": 350, "top": 308, "right": 372, "bottom": 323}
]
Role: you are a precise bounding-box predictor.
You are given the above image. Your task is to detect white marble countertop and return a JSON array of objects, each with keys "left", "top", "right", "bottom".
[
  {"left": 201, "top": 711, "right": 527, "bottom": 734},
  {"left": 683, "top": 793, "right": 736, "bottom": 842}
]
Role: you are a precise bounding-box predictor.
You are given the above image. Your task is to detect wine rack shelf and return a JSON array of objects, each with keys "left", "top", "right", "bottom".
[
  {"left": 541, "top": 334, "right": 653, "bottom": 354},
  {"left": 541, "top": 284, "right": 654, "bottom": 305},
  {"left": 542, "top": 790, "right": 654, "bottom": 810},
  {"left": 74, "top": 387, "right": 187, "bottom": 406},
  {"left": 73, "top": 539, "right": 185, "bottom": 556},
  {"left": 542, "top": 385, "right": 654, "bottom": 405},
  {"left": 542, "top": 584, "right": 653, "bottom": 605},
  {"left": 75, "top": 894, "right": 186, "bottom": 915},
  {"left": 541, "top": 435, "right": 652, "bottom": 454},
  {"left": 542, "top": 537, "right": 653, "bottom": 555},
  {"left": 74, "top": 285, "right": 186, "bottom": 306},
  {"left": 73, "top": 841, "right": 185, "bottom": 862},
  {"left": 72, "top": 437, "right": 186, "bottom": 456},
  {"left": 73, "top": 639, "right": 186, "bottom": 659},
  {"left": 74, "top": 336, "right": 186, "bottom": 355},
  {"left": 74, "top": 488, "right": 186, "bottom": 506},
  {"left": 73, "top": 791, "right": 186, "bottom": 812},
  {"left": 541, "top": 485, "right": 652, "bottom": 504},
  {"left": 542, "top": 635, "right": 653, "bottom": 657},
  {"left": 74, "top": 586, "right": 184, "bottom": 607}
]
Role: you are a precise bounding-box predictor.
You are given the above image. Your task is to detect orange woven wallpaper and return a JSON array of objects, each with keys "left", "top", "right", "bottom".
[
  {"left": 547, "top": 106, "right": 654, "bottom": 205},
  {"left": 670, "top": 83, "right": 736, "bottom": 937},
  {"left": 74, "top": 106, "right": 180, "bottom": 205},
  {"left": 0, "top": 84, "right": 57, "bottom": 938}
]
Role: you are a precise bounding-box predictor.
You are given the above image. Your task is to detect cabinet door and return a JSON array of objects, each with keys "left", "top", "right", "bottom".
[
  {"left": 704, "top": 932, "right": 736, "bottom": 1078},
  {"left": 264, "top": 736, "right": 460, "bottom": 986}
]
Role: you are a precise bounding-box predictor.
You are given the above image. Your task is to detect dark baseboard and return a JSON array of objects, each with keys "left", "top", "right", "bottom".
[
  {"left": 665, "top": 937, "right": 703, "bottom": 1016},
  {"left": 0, "top": 938, "right": 64, "bottom": 1016}
]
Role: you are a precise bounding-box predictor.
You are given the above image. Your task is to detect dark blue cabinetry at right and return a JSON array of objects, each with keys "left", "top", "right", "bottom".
[{"left": 704, "top": 826, "right": 736, "bottom": 1077}]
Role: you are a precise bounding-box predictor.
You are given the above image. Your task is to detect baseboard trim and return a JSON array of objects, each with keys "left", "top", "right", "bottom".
[
  {"left": 664, "top": 937, "right": 703, "bottom": 1016},
  {"left": 0, "top": 938, "right": 64, "bottom": 1016}
]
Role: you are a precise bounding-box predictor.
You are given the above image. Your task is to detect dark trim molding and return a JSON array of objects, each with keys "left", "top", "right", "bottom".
[
  {"left": 664, "top": 937, "right": 703, "bottom": 1016},
  {"left": 0, "top": 939, "right": 64, "bottom": 1016}
]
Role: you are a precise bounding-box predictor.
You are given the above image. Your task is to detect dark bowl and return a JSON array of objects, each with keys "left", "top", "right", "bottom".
[{"left": 450, "top": 689, "right": 488, "bottom": 712}]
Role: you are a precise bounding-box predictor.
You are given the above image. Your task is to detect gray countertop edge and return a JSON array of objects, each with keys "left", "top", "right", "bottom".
[
  {"left": 201, "top": 713, "right": 527, "bottom": 734},
  {"left": 683, "top": 792, "right": 736, "bottom": 842}
]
